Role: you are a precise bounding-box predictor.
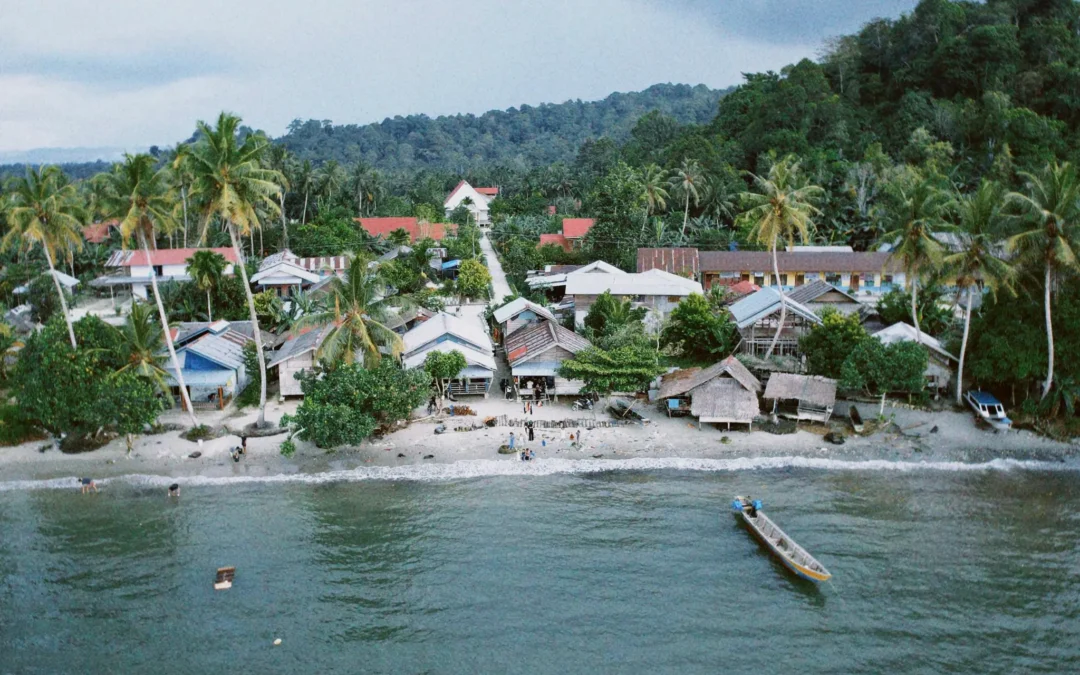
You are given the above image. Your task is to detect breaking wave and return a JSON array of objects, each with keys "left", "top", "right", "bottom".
[{"left": 0, "top": 455, "right": 1075, "bottom": 492}]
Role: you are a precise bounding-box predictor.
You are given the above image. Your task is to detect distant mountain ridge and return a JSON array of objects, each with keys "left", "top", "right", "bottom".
[
  {"left": 278, "top": 83, "right": 729, "bottom": 171},
  {"left": 0, "top": 146, "right": 136, "bottom": 166}
]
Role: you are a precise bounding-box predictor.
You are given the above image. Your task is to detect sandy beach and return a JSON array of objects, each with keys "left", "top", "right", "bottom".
[{"left": 1, "top": 394, "right": 1076, "bottom": 488}]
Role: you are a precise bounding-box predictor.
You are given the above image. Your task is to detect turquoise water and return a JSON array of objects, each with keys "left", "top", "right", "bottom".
[{"left": 2, "top": 459, "right": 1079, "bottom": 673}]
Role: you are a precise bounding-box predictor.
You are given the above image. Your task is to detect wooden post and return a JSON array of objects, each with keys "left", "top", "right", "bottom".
[{"left": 218, "top": 387, "right": 224, "bottom": 410}]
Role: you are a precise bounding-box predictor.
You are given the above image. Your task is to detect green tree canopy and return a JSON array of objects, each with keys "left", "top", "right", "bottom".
[
  {"left": 800, "top": 308, "right": 870, "bottom": 379},
  {"left": 661, "top": 293, "right": 738, "bottom": 362},
  {"left": 557, "top": 346, "right": 663, "bottom": 396}
]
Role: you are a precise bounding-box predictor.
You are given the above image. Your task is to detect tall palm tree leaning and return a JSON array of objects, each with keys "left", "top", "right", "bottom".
[
  {"left": 187, "top": 250, "right": 228, "bottom": 321},
  {"left": 878, "top": 168, "right": 949, "bottom": 344},
  {"left": 1006, "top": 161, "right": 1080, "bottom": 399},
  {"left": 100, "top": 153, "right": 199, "bottom": 427},
  {"left": 265, "top": 144, "right": 292, "bottom": 249},
  {"left": 639, "top": 164, "right": 670, "bottom": 236},
  {"left": 293, "top": 253, "right": 404, "bottom": 368},
  {"left": 737, "top": 155, "right": 824, "bottom": 359},
  {"left": 944, "top": 180, "right": 1015, "bottom": 404},
  {"left": 2, "top": 166, "right": 84, "bottom": 349},
  {"left": 189, "top": 112, "right": 284, "bottom": 427},
  {"left": 672, "top": 159, "right": 705, "bottom": 241}
]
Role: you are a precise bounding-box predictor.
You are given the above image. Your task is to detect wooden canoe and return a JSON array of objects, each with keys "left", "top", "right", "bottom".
[
  {"left": 214, "top": 566, "right": 235, "bottom": 590},
  {"left": 849, "top": 405, "right": 864, "bottom": 433},
  {"left": 732, "top": 497, "right": 831, "bottom": 582}
]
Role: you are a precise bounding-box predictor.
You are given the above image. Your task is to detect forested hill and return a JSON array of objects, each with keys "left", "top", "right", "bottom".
[{"left": 277, "top": 83, "right": 728, "bottom": 171}]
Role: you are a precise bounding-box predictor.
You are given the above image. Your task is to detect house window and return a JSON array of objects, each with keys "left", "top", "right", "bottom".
[
  {"left": 753, "top": 275, "right": 765, "bottom": 286},
  {"left": 667, "top": 296, "right": 681, "bottom": 303},
  {"left": 795, "top": 273, "right": 805, "bottom": 286},
  {"left": 741, "top": 273, "right": 750, "bottom": 282},
  {"left": 153, "top": 265, "right": 164, "bottom": 277},
  {"left": 882, "top": 274, "right": 895, "bottom": 288},
  {"left": 825, "top": 272, "right": 842, "bottom": 285}
]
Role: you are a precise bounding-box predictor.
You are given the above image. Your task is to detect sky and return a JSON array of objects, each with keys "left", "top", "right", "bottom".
[{"left": 0, "top": 0, "right": 918, "bottom": 157}]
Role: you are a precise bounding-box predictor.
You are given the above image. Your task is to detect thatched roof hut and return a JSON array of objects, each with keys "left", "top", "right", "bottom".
[
  {"left": 659, "top": 356, "right": 762, "bottom": 428},
  {"left": 763, "top": 373, "right": 837, "bottom": 422}
]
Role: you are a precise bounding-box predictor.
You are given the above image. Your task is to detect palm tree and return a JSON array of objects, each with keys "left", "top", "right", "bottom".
[
  {"left": 114, "top": 301, "right": 171, "bottom": 395},
  {"left": 99, "top": 153, "right": 199, "bottom": 426},
  {"left": 671, "top": 159, "right": 705, "bottom": 240},
  {"left": 944, "top": 181, "right": 1015, "bottom": 404},
  {"left": 265, "top": 145, "right": 292, "bottom": 249},
  {"left": 170, "top": 143, "right": 195, "bottom": 247},
  {"left": 189, "top": 112, "right": 284, "bottom": 426},
  {"left": 639, "top": 165, "right": 670, "bottom": 236},
  {"left": 294, "top": 160, "right": 315, "bottom": 225},
  {"left": 2, "top": 166, "right": 84, "bottom": 349},
  {"left": 317, "top": 160, "right": 345, "bottom": 203},
  {"left": 187, "top": 250, "right": 228, "bottom": 321},
  {"left": 1006, "top": 161, "right": 1080, "bottom": 399},
  {"left": 879, "top": 168, "right": 950, "bottom": 344},
  {"left": 737, "top": 155, "right": 823, "bottom": 359},
  {"left": 293, "top": 254, "right": 404, "bottom": 368}
]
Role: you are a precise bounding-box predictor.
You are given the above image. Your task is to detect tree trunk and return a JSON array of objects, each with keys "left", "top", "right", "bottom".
[
  {"left": 302, "top": 189, "right": 310, "bottom": 226},
  {"left": 681, "top": 193, "right": 690, "bottom": 239},
  {"left": 956, "top": 287, "right": 973, "bottom": 405},
  {"left": 1042, "top": 262, "right": 1054, "bottom": 399},
  {"left": 879, "top": 391, "right": 887, "bottom": 417},
  {"left": 764, "top": 242, "right": 787, "bottom": 360},
  {"left": 640, "top": 208, "right": 649, "bottom": 237},
  {"left": 249, "top": 229, "right": 255, "bottom": 258},
  {"left": 207, "top": 289, "right": 213, "bottom": 322},
  {"left": 279, "top": 194, "right": 289, "bottom": 249},
  {"left": 139, "top": 231, "right": 199, "bottom": 427},
  {"left": 910, "top": 273, "right": 922, "bottom": 344},
  {"left": 181, "top": 186, "right": 189, "bottom": 248},
  {"left": 42, "top": 246, "right": 77, "bottom": 349},
  {"left": 229, "top": 223, "right": 269, "bottom": 426}
]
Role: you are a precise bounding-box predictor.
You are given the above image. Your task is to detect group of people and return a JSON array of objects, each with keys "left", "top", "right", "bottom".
[
  {"left": 77, "top": 435, "right": 250, "bottom": 496},
  {"left": 519, "top": 449, "right": 535, "bottom": 461},
  {"left": 229, "top": 436, "right": 248, "bottom": 463}
]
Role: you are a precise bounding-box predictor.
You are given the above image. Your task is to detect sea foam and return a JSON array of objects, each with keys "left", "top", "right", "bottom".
[{"left": 0, "top": 455, "right": 1074, "bottom": 492}]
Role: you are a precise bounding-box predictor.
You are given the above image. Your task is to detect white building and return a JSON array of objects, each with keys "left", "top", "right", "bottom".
[
  {"left": 873, "top": 322, "right": 959, "bottom": 391},
  {"left": 100, "top": 247, "right": 237, "bottom": 300},
  {"left": 402, "top": 312, "right": 496, "bottom": 396},
  {"left": 565, "top": 267, "right": 702, "bottom": 328},
  {"left": 444, "top": 181, "right": 499, "bottom": 225}
]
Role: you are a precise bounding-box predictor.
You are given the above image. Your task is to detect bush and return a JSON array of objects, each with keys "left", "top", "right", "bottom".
[
  {"left": 280, "top": 439, "right": 297, "bottom": 458},
  {"left": 661, "top": 293, "right": 739, "bottom": 362},
  {"left": 800, "top": 308, "right": 869, "bottom": 378},
  {"left": 0, "top": 404, "right": 47, "bottom": 446},
  {"left": 180, "top": 425, "right": 218, "bottom": 442},
  {"left": 876, "top": 286, "right": 952, "bottom": 338}
]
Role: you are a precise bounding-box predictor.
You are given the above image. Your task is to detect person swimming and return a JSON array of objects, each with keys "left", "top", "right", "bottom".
[{"left": 168, "top": 484, "right": 180, "bottom": 497}]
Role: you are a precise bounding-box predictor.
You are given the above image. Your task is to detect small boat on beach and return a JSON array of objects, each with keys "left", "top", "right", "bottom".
[
  {"left": 732, "top": 496, "right": 831, "bottom": 582},
  {"left": 848, "top": 405, "right": 864, "bottom": 434},
  {"left": 214, "top": 567, "right": 235, "bottom": 590},
  {"left": 965, "top": 390, "right": 1012, "bottom": 431}
]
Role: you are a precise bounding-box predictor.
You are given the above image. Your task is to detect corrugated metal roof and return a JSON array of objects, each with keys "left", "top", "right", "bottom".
[
  {"left": 267, "top": 325, "right": 331, "bottom": 369},
  {"left": 785, "top": 280, "right": 860, "bottom": 305},
  {"left": 728, "top": 287, "right": 823, "bottom": 329},
  {"left": 636, "top": 248, "right": 700, "bottom": 276},
  {"left": 402, "top": 341, "right": 497, "bottom": 371},
  {"left": 504, "top": 321, "right": 591, "bottom": 367},
  {"left": 492, "top": 297, "right": 555, "bottom": 325},
  {"left": 183, "top": 330, "right": 251, "bottom": 370},
  {"left": 164, "top": 368, "right": 234, "bottom": 386},
  {"left": 565, "top": 268, "right": 701, "bottom": 296},
  {"left": 873, "top": 322, "right": 958, "bottom": 362},
  {"left": 403, "top": 312, "right": 492, "bottom": 356},
  {"left": 699, "top": 250, "right": 901, "bottom": 274}
]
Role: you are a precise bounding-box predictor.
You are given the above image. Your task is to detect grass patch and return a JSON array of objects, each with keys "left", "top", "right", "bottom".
[{"left": 180, "top": 425, "right": 220, "bottom": 442}]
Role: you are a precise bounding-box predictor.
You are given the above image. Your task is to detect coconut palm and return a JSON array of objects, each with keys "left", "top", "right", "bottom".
[
  {"left": 187, "top": 249, "right": 228, "bottom": 321},
  {"left": 170, "top": 143, "right": 195, "bottom": 247},
  {"left": 317, "top": 160, "right": 345, "bottom": 203},
  {"left": 293, "top": 160, "right": 315, "bottom": 225},
  {"left": 264, "top": 144, "right": 292, "bottom": 249},
  {"left": 639, "top": 164, "right": 670, "bottom": 236},
  {"left": 944, "top": 181, "right": 1015, "bottom": 404},
  {"left": 113, "top": 300, "right": 171, "bottom": 395},
  {"left": 879, "top": 168, "right": 950, "bottom": 344},
  {"left": 2, "top": 165, "right": 85, "bottom": 349},
  {"left": 188, "top": 112, "right": 284, "bottom": 427},
  {"left": 737, "top": 155, "right": 824, "bottom": 359},
  {"left": 1006, "top": 161, "right": 1080, "bottom": 399},
  {"left": 671, "top": 159, "right": 705, "bottom": 240},
  {"left": 99, "top": 153, "right": 199, "bottom": 426},
  {"left": 293, "top": 254, "right": 404, "bottom": 368}
]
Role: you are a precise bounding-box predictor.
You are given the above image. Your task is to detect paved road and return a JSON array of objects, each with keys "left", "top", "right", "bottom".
[{"left": 480, "top": 231, "right": 513, "bottom": 306}]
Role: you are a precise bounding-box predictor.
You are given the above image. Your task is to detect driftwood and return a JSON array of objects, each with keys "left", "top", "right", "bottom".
[{"left": 226, "top": 423, "right": 290, "bottom": 439}]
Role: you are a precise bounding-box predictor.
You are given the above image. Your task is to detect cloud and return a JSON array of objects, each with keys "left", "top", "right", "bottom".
[{"left": 0, "top": 0, "right": 917, "bottom": 154}]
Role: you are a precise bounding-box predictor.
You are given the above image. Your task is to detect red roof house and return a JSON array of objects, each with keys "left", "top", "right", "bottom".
[
  {"left": 354, "top": 217, "right": 458, "bottom": 242},
  {"left": 538, "top": 233, "right": 572, "bottom": 252},
  {"left": 106, "top": 247, "right": 239, "bottom": 267},
  {"left": 562, "top": 218, "right": 595, "bottom": 240},
  {"left": 83, "top": 219, "right": 119, "bottom": 244}
]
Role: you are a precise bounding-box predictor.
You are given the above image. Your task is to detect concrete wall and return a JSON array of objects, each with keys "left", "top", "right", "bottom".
[{"left": 278, "top": 352, "right": 314, "bottom": 397}]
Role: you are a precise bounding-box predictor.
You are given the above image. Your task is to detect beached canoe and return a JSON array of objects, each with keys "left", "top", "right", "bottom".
[
  {"left": 732, "top": 496, "right": 832, "bottom": 582},
  {"left": 849, "top": 405, "right": 864, "bottom": 433}
]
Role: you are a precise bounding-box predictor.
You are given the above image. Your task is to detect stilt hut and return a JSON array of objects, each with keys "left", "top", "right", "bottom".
[
  {"left": 658, "top": 356, "right": 762, "bottom": 429},
  {"left": 763, "top": 373, "right": 837, "bottom": 423}
]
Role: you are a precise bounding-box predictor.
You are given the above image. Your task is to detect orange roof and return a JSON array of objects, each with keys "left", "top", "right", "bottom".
[
  {"left": 82, "top": 219, "right": 119, "bottom": 244},
  {"left": 562, "top": 218, "right": 595, "bottom": 239},
  {"left": 475, "top": 187, "right": 499, "bottom": 196},
  {"left": 728, "top": 280, "right": 761, "bottom": 296},
  {"left": 354, "top": 217, "right": 457, "bottom": 242},
  {"left": 538, "top": 233, "right": 571, "bottom": 252},
  {"left": 108, "top": 247, "right": 239, "bottom": 267}
]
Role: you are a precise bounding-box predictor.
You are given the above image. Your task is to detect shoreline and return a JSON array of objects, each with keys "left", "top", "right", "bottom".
[{"left": 1, "top": 398, "right": 1076, "bottom": 488}]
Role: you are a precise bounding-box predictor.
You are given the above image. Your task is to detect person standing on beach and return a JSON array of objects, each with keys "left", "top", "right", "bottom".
[
  {"left": 78, "top": 478, "right": 97, "bottom": 494},
  {"left": 240, "top": 436, "right": 248, "bottom": 455},
  {"left": 527, "top": 423, "right": 535, "bottom": 442},
  {"left": 509, "top": 432, "right": 516, "bottom": 450}
]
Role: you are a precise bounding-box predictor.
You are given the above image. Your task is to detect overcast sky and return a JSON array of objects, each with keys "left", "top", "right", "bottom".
[{"left": 0, "top": 0, "right": 917, "bottom": 154}]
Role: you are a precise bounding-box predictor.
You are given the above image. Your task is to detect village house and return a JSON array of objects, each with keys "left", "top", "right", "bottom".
[
  {"left": 566, "top": 267, "right": 702, "bottom": 328},
  {"left": 657, "top": 356, "right": 762, "bottom": 429},
  {"left": 524, "top": 260, "right": 622, "bottom": 300},
  {"left": 267, "top": 325, "right": 332, "bottom": 398},
  {"left": 97, "top": 247, "right": 238, "bottom": 300},
  {"left": 784, "top": 280, "right": 863, "bottom": 316},
  {"left": 492, "top": 297, "right": 555, "bottom": 341},
  {"left": 539, "top": 218, "right": 596, "bottom": 252},
  {"left": 636, "top": 246, "right": 905, "bottom": 296},
  {"left": 443, "top": 181, "right": 499, "bottom": 225},
  {"left": 385, "top": 306, "right": 436, "bottom": 335},
  {"left": 355, "top": 217, "right": 458, "bottom": 243},
  {"left": 402, "top": 312, "right": 496, "bottom": 397},
  {"left": 728, "top": 287, "right": 823, "bottom": 357},
  {"left": 763, "top": 373, "right": 838, "bottom": 423},
  {"left": 251, "top": 251, "right": 323, "bottom": 296},
  {"left": 505, "top": 320, "right": 592, "bottom": 400},
  {"left": 872, "top": 322, "right": 959, "bottom": 392},
  {"left": 165, "top": 320, "right": 254, "bottom": 410}
]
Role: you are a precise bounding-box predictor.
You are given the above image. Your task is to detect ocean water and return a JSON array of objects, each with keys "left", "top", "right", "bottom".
[{"left": 1, "top": 457, "right": 1079, "bottom": 674}]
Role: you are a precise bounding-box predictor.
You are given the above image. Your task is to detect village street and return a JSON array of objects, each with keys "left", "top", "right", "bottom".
[{"left": 480, "top": 231, "right": 513, "bottom": 304}]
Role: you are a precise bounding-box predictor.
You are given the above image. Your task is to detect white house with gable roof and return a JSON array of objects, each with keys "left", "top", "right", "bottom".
[{"left": 444, "top": 181, "right": 499, "bottom": 225}]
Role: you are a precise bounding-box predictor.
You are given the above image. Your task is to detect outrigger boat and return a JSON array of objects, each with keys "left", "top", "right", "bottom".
[
  {"left": 732, "top": 496, "right": 832, "bottom": 582},
  {"left": 214, "top": 566, "right": 235, "bottom": 590},
  {"left": 965, "top": 390, "right": 1012, "bottom": 431}
]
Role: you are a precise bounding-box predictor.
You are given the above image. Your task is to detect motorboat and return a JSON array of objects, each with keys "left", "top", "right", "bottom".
[{"left": 965, "top": 390, "right": 1012, "bottom": 431}]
